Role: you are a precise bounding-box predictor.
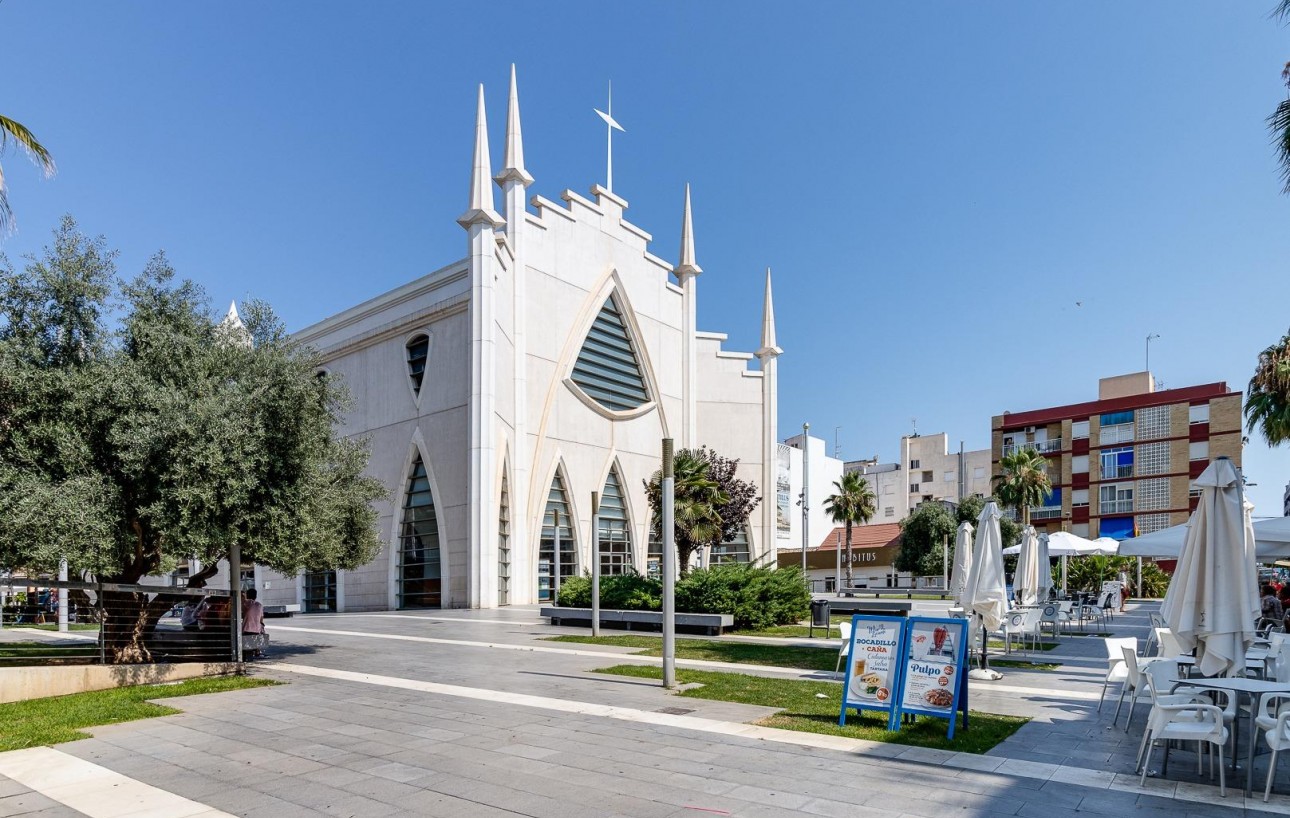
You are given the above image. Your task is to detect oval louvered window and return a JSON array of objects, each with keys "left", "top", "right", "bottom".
[{"left": 571, "top": 296, "right": 649, "bottom": 412}]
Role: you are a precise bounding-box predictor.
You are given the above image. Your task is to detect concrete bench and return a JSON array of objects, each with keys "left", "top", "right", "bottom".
[
  {"left": 262, "top": 604, "right": 299, "bottom": 618},
  {"left": 820, "top": 599, "right": 913, "bottom": 618},
  {"left": 539, "top": 607, "right": 734, "bottom": 636}
]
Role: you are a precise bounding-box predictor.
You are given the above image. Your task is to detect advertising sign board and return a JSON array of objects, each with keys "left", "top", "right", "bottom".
[
  {"left": 837, "top": 615, "right": 906, "bottom": 730},
  {"left": 892, "top": 616, "right": 970, "bottom": 739}
]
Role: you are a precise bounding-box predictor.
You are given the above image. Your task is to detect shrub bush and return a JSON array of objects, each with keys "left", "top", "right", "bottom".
[
  {"left": 554, "top": 565, "right": 810, "bottom": 630},
  {"left": 677, "top": 564, "right": 811, "bottom": 630},
  {"left": 554, "top": 571, "right": 662, "bottom": 610}
]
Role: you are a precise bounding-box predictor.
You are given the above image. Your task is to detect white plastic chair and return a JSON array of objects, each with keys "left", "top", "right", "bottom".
[
  {"left": 1038, "top": 603, "right": 1062, "bottom": 642},
  {"left": 1137, "top": 658, "right": 1230, "bottom": 795},
  {"left": 835, "top": 620, "right": 852, "bottom": 674},
  {"left": 1155, "top": 628, "right": 1186, "bottom": 660},
  {"left": 1101, "top": 636, "right": 1136, "bottom": 716},
  {"left": 997, "top": 609, "right": 1039, "bottom": 654},
  {"left": 1079, "top": 594, "right": 1108, "bottom": 632},
  {"left": 1264, "top": 707, "right": 1290, "bottom": 802}
]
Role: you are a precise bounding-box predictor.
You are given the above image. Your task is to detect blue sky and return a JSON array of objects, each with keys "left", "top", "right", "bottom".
[{"left": 3, "top": 2, "right": 1289, "bottom": 514}]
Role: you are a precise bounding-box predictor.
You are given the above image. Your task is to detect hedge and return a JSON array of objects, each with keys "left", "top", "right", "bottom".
[{"left": 554, "top": 565, "right": 810, "bottom": 630}]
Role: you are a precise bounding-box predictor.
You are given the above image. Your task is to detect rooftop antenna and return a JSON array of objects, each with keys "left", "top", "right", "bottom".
[
  {"left": 911, "top": 417, "right": 918, "bottom": 438},
  {"left": 834, "top": 426, "right": 842, "bottom": 459},
  {"left": 594, "top": 81, "right": 625, "bottom": 193}
]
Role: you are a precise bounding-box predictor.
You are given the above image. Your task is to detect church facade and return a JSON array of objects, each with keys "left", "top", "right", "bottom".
[{"left": 261, "top": 69, "right": 781, "bottom": 611}]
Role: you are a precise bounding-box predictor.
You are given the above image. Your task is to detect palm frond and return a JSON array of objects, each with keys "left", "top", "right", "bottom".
[
  {"left": 1271, "top": 96, "right": 1290, "bottom": 194},
  {"left": 0, "top": 116, "right": 56, "bottom": 177},
  {"left": 1276, "top": 0, "right": 1290, "bottom": 22}
]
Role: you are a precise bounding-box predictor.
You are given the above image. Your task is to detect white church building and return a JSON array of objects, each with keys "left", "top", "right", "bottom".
[{"left": 259, "top": 69, "right": 783, "bottom": 611}]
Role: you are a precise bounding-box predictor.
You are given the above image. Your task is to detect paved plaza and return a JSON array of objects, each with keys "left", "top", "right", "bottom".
[{"left": 1, "top": 602, "right": 1287, "bottom": 817}]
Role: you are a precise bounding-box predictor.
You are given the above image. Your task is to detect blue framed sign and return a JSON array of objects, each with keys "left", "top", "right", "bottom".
[
  {"left": 892, "top": 616, "right": 970, "bottom": 739},
  {"left": 838, "top": 615, "right": 907, "bottom": 730}
]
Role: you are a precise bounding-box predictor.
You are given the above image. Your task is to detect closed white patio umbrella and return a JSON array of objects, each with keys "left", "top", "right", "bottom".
[
  {"left": 1014, "top": 526, "right": 1041, "bottom": 607},
  {"left": 1160, "top": 457, "right": 1259, "bottom": 678},
  {"left": 950, "top": 521, "right": 974, "bottom": 606},
  {"left": 1036, "top": 533, "right": 1053, "bottom": 602},
  {"left": 963, "top": 501, "right": 1008, "bottom": 680}
]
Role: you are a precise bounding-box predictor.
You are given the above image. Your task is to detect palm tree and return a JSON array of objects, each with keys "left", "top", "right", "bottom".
[
  {"left": 0, "top": 114, "right": 56, "bottom": 232},
  {"left": 1274, "top": 3, "right": 1290, "bottom": 193},
  {"left": 1246, "top": 328, "right": 1290, "bottom": 446},
  {"left": 646, "top": 450, "right": 727, "bottom": 574},
  {"left": 824, "top": 472, "right": 876, "bottom": 589},
  {"left": 992, "top": 447, "right": 1052, "bottom": 527}
]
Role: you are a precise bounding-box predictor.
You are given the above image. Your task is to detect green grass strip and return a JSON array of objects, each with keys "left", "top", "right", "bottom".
[
  {"left": 544, "top": 634, "right": 842, "bottom": 671},
  {"left": 0, "top": 675, "right": 278, "bottom": 752},
  {"left": 0, "top": 641, "right": 100, "bottom": 660},
  {"left": 593, "top": 664, "right": 1027, "bottom": 754},
  {"left": 9, "top": 623, "right": 102, "bottom": 631}
]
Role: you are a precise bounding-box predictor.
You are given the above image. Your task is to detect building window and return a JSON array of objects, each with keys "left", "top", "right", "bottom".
[
  {"left": 922, "top": 470, "right": 933, "bottom": 483},
  {"left": 1099, "top": 422, "right": 1134, "bottom": 445},
  {"left": 1071, "top": 523, "right": 1090, "bottom": 537},
  {"left": 910, "top": 459, "right": 920, "bottom": 469},
  {"left": 498, "top": 473, "right": 511, "bottom": 606},
  {"left": 539, "top": 470, "right": 577, "bottom": 602},
  {"left": 1031, "top": 487, "right": 1062, "bottom": 520},
  {"left": 406, "top": 334, "right": 429, "bottom": 396},
  {"left": 598, "top": 468, "right": 634, "bottom": 575},
  {"left": 398, "top": 455, "right": 441, "bottom": 609},
  {"left": 883, "top": 484, "right": 895, "bottom": 496},
  {"left": 909, "top": 483, "right": 920, "bottom": 494},
  {"left": 1072, "top": 489, "right": 1089, "bottom": 508},
  {"left": 922, "top": 494, "right": 933, "bottom": 503},
  {"left": 1189, "top": 403, "right": 1210, "bottom": 424},
  {"left": 1071, "top": 420, "right": 1090, "bottom": 440},
  {"left": 884, "top": 507, "right": 894, "bottom": 517},
  {"left": 973, "top": 466, "right": 985, "bottom": 479},
  {"left": 571, "top": 295, "right": 650, "bottom": 412},
  {"left": 1099, "top": 516, "right": 1135, "bottom": 540},
  {"left": 1189, "top": 440, "right": 1209, "bottom": 461},
  {"left": 1189, "top": 486, "right": 1203, "bottom": 498},
  {"left": 1099, "top": 483, "right": 1133, "bottom": 515},
  {"left": 1100, "top": 446, "right": 1133, "bottom": 479},
  {"left": 302, "top": 571, "right": 337, "bottom": 613},
  {"left": 943, "top": 471, "right": 955, "bottom": 483},
  {"left": 711, "top": 525, "right": 751, "bottom": 565},
  {"left": 1071, "top": 455, "right": 1090, "bottom": 474}
]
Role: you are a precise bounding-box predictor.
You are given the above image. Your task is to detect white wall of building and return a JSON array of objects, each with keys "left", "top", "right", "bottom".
[
  {"left": 848, "top": 433, "right": 991, "bottom": 524},
  {"left": 776, "top": 433, "right": 845, "bottom": 557}
]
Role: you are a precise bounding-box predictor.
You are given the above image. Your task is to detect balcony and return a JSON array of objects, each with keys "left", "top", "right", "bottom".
[
  {"left": 1030, "top": 507, "right": 1063, "bottom": 521},
  {"left": 1002, "top": 438, "right": 1063, "bottom": 457},
  {"left": 1100, "top": 499, "right": 1134, "bottom": 514},
  {"left": 1099, "top": 424, "right": 1135, "bottom": 445},
  {"left": 1104, "top": 464, "right": 1133, "bottom": 479}
]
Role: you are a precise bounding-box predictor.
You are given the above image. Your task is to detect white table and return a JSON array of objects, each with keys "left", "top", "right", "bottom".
[
  {"left": 1176, "top": 648, "right": 1270, "bottom": 677},
  {"left": 1170, "top": 676, "right": 1290, "bottom": 796}
]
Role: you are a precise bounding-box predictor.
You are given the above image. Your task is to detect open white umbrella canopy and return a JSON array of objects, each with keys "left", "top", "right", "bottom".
[
  {"left": 1036, "top": 533, "right": 1053, "bottom": 602},
  {"left": 1160, "top": 457, "right": 1259, "bottom": 678},
  {"left": 1013, "top": 527, "right": 1041, "bottom": 607},
  {"left": 1118, "top": 517, "right": 1290, "bottom": 560},
  {"left": 963, "top": 501, "right": 1008, "bottom": 632},
  {"left": 1002, "top": 530, "right": 1118, "bottom": 556},
  {"left": 950, "top": 521, "right": 974, "bottom": 605}
]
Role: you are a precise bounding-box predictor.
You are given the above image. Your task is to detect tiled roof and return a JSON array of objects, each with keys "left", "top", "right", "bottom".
[{"left": 814, "top": 523, "right": 902, "bottom": 550}]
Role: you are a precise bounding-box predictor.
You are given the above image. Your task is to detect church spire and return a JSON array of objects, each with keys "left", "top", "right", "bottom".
[
  {"left": 757, "top": 267, "right": 781, "bottom": 357},
  {"left": 495, "top": 64, "right": 533, "bottom": 187},
  {"left": 674, "top": 184, "right": 701, "bottom": 278},
  {"left": 458, "top": 84, "right": 504, "bottom": 229}
]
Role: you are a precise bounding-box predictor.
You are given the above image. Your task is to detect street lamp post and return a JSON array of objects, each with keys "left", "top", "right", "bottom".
[{"left": 801, "top": 422, "right": 810, "bottom": 587}]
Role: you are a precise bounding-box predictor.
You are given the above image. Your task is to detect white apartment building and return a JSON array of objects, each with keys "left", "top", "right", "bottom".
[{"left": 845, "top": 433, "right": 992, "bottom": 523}]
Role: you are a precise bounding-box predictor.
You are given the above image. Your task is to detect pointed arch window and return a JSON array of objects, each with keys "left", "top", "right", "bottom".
[
  {"left": 598, "top": 468, "right": 634, "bottom": 575},
  {"left": 498, "top": 473, "right": 511, "bottom": 606},
  {"left": 406, "top": 334, "right": 429, "bottom": 396},
  {"left": 398, "top": 455, "right": 441, "bottom": 608},
  {"left": 571, "top": 296, "right": 649, "bottom": 412},
  {"left": 711, "top": 525, "right": 751, "bottom": 565},
  {"left": 538, "top": 470, "right": 577, "bottom": 602}
]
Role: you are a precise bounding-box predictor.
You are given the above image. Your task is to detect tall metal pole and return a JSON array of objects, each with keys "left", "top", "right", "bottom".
[
  {"left": 801, "top": 422, "right": 810, "bottom": 586},
  {"left": 1145, "top": 333, "right": 1159, "bottom": 373},
  {"left": 58, "top": 559, "right": 68, "bottom": 633},
  {"left": 552, "top": 508, "right": 562, "bottom": 601},
  {"left": 942, "top": 534, "right": 948, "bottom": 592},
  {"left": 229, "top": 544, "right": 243, "bottom": 664},
  {"left": 662, "top": 439, "right": 676, "bottom": 689},
  {"left": 1135, "top": 556, "right": 1142, "bottom": 601},
  {"left": 590, "top": 493, "right": 601, "bottom": 637},
  {"left": 835, "top": 530, "right": 842, "bottom": 596}
]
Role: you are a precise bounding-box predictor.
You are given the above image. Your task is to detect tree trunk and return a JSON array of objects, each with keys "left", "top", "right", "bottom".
[
  {"left": 678, "top": 545, "right": 691, "bottom": 576},
  {"left": 844, "top": 522, "right": 853, "bottom": 589},
  {"left": 99, "top": 560, "right": 223, "bottom": 664}
]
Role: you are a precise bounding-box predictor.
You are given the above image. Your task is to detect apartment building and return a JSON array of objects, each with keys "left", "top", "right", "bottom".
[
  {"left": 845, "top": 433, "right": 992, "bottom": 523},
  {"left": 991, "top": 372, "right": 1241, "bottom": 539}
]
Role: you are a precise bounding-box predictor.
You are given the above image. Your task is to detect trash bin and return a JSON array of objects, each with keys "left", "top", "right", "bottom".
[{"left": 809, "top": 599, "right": 831, "bottom": 637}]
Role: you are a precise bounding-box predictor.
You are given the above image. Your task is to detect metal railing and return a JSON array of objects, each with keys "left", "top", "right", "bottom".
[
  {"left": 1100, "top": 499, "right": 1134, "bottom": 514},
  {"left": 1103, "top": 464, "right": 1133, "bottom": 479},
  {"left": 1030, "top": 507, "right": 1063, "bottom": 520},
  {"left": 1, "top": 578, "right": 240, "bottom": 667},
  {"left": 1099, "top": 425, "right": 1135, "bottom": 445},
  {"left": 1002, "top": 439, "right": 1063, "bottom": 457}
]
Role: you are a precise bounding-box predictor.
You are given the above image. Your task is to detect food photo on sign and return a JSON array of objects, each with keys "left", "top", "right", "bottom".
[{"left": 845, "top": 618, "right": 901, "bottom": 706}]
